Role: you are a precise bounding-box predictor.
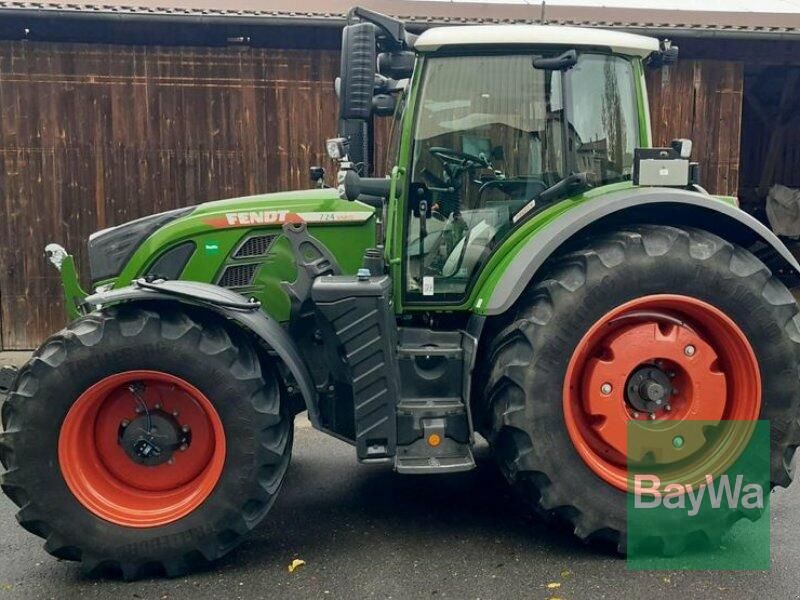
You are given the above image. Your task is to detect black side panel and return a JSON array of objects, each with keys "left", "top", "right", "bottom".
[
  {"left": 312, "top": 275, "right": 399, "bottom": 461},
  {"left": 145, "top": 241, "right": 196, "bottom": 280}
]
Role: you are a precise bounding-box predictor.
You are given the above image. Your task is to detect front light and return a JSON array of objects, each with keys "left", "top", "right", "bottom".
[
  {"left": 326, "top": 137, "right": 349, "bottom": 160},
  {"left": 88, "top": 207, "right": 194, "bottom": 284}
]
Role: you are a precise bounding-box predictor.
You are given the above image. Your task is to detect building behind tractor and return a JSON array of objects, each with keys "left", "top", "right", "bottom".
[{"left": 1, "top": 6, "right": 799, "bottom": 579}]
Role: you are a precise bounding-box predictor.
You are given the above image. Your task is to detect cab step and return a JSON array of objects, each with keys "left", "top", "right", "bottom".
[
  {"left": 395, "top": 443, "right": 476, "bottom": 474},
  {"left": 393, "top": 328, "right": 476, "bottom": 474}
]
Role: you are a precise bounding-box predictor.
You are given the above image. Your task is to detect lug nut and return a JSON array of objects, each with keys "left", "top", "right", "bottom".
[
  {"left": 648, "top": 413, "right": 657, "bottom": 420},
  {"left": 179, "top": 443, "right": 188, "bottom": 452},
  {"left": 672, "top": 388, "right": 679, "bottom": 396},
  {"left": 632, "top": 412, "right": 640, "bottom": 419},
  {"left": 167, "top": 458, "right": 175, "bottom": 465},
  {"left": 172, "top": 410, "right": 179, "bottom": 417},
  {"left": 181, "top": 425, "right": 190, "bottom": 433},
  {"left": 600, "top": 383, "right": 612, "bottom": 395},
  {"left": 664, "top": 404, "right": 672, "bottom": 412},
  {"left": 684, "top": 345, "right": 696, "bottom": 357},
  {"left": 120, "top": 419, "right": 130, "bottom": 428},
  {"left": 154, "top": 403, "right": 162, "bottom": 410}
]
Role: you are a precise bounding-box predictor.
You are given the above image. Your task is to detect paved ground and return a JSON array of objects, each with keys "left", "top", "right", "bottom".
[
  {"left": 0, "top": 353, "right": 28, "bottom": 369},
  {"left": 1, "top": 352, "right": 800, "bottom": 599}
]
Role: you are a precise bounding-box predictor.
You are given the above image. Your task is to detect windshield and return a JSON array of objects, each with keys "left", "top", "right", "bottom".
[{"left": 405, "top": 52, "right": 639, "bottom": 301}]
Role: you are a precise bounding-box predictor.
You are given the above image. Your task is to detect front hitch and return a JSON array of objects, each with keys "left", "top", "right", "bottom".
[{"left": 45, "top": 244, "right": 88, "bottom": 320}]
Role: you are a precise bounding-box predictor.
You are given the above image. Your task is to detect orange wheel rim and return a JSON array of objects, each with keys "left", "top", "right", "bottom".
[
  {"left": 563, "top": 295, "right": 761, "bottom": 492},
  {"left": 59, "top": 371, "right": 226, "bottom": 527}
]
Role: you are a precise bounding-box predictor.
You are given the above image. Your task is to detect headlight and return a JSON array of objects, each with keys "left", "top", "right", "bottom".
[
  {"left": 88, "top": 207, "right": 194, "bottom": 284},
  {"left": 326, "top": 137, "right": 349, "bottom": 160}
]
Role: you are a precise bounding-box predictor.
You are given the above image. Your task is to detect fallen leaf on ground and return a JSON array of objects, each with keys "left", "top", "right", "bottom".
[
  {"left": 288, "top": 559, "right": 306, "bottom": 573},
  {"left": 546, "top": 582, "right": 561, "bottom": 589}
]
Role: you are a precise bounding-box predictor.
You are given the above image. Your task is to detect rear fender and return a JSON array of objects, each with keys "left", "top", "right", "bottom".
[
  {"left": 85, "top": 280, "right": 320, "bottom": 426},
  {"left": 483, "top": 187, "right": 800, "bottom": 316}
]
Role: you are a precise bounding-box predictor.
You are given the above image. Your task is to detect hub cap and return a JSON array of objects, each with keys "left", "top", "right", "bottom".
[
  {"left": 59, "top": 371, "right": 225, "bottom": 527},
  {"left": 563, "top": 295, "right": 761, "bottom": 491}
]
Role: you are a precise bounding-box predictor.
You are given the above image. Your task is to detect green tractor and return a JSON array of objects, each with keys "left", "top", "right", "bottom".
[{"left": 2, "top": 6, "right": 800, "bottom": 578}]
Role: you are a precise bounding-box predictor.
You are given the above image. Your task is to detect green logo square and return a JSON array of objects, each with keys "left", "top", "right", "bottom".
[{"left": 627, "top": 419, "right": 770, "bottom": 570}]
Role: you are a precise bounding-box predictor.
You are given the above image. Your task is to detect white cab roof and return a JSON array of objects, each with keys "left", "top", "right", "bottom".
[{"left": 415, "top": 25, "right": 660, "bottom": 57}]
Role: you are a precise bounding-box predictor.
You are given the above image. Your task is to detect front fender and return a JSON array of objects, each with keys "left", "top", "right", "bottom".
[
  {"left": 85, "top": 280, "right": 320, "bottom": 426},
  {"left": 481, "top": 187, "right": 800, "bottom": 316}
]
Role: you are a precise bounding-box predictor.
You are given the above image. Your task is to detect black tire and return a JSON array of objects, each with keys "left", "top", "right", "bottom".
[
  {"left": 480, "top": 225, "right": 800, "bottom": 552},
  {"left": 0, "top": 305, "right": 293, "bottom": 579}
]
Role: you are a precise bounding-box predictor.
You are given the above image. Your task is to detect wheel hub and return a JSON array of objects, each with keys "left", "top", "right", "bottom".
[
  {"left": 625, "top": 365, "right": 673, "bottom": 414},
  {"left": 119, "top": 411, "right": 191, "bottom": 466}
]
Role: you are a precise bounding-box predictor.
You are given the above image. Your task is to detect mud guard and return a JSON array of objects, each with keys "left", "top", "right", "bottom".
[
  {"left": 84, "top": 279, "right": 320, "bottom": 426},
  {"left": 485, "top": 187, "right": 800, "bottom": 315}
]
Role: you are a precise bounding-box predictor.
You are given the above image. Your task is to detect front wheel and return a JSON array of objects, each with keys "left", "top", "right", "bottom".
[
  {"left": 481, "top": 225, "right": 800, "bottom": 552},
  {"left": 0, "top": 306, "right": 292, "bottom": 578}
]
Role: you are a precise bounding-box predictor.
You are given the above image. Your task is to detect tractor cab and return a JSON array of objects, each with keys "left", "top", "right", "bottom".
[{"left": 328, "top": 8, "right": 688, "bottom": 308}]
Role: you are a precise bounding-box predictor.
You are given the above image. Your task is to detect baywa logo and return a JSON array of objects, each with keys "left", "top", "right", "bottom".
[
  {"left": 626, "top": 420, "right": 770, "bottom": 571},
  {"left": 634, "top": 473, "right": 764, "bottom": 517}
]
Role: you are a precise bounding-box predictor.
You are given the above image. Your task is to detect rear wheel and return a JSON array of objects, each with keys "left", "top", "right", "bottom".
[
  {"left": 481, "top": 225, "right": 800, "bottom": 551},
  {"left": 0, "top": 306, "right": 292, "bottom": 578}
]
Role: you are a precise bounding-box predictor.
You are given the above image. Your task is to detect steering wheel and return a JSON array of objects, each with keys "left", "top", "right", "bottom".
[{"left": 429, "top": 146, "right": 490, "bottom": 169}]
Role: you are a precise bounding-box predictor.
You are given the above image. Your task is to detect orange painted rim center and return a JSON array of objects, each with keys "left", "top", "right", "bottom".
[
  {"left": 59, "top": 370, "right": 226, "bottom": 527},
  {"left": 563, "top": 295, "right": 761, "bottom": 492}
]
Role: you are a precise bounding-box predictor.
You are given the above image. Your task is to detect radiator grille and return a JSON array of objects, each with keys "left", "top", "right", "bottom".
[
  {"left": 234, "top": 234, "right": 277, "bottom": 258},
  {"left": 217, "top": 263, "right": 259, "bottom": 288}
]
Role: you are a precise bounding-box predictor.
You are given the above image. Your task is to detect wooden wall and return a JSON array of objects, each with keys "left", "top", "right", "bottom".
[
  {"left": 0, "top": 43, "right": 742, "bottom": 349},
  {"left": 0, "top": 41, "right": 349, "bottom": 349},
  {"left": 646, "top": 60, "right": 744, "bottom": 198}
]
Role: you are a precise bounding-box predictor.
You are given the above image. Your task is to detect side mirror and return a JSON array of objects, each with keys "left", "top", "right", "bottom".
[{"left": 339, "top": 23, "right": 377, "bottom": 120}]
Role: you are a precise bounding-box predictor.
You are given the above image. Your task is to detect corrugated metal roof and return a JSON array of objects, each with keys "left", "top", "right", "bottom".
[{"left": 0, "top": 0, "right": 799, "bottom": 37}]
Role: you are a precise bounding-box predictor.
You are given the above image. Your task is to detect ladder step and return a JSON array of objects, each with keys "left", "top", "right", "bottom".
[{"left": 395, "top": 445, "right": 476, "bottom": 474}]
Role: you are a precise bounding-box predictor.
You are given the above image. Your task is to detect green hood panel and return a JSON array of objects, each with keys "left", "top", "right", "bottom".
[{"left": 113, "top": 188, "right": 377, "bottom": 322}]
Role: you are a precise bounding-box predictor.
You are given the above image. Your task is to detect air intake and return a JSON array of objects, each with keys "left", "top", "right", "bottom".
[
  {"left": 217, "top": 263, "right": 259, "bottom": 288},
  {"left": 234, "top": 234, "right": 277, "bottom": 259}
]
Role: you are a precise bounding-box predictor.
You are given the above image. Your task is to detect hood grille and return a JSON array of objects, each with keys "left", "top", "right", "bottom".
[
  {"left": 234, "top": 234, "right": 277, "bottom": 258},
  {"left": 217, "top": 263, "right": 259, "bottom": 288}
]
